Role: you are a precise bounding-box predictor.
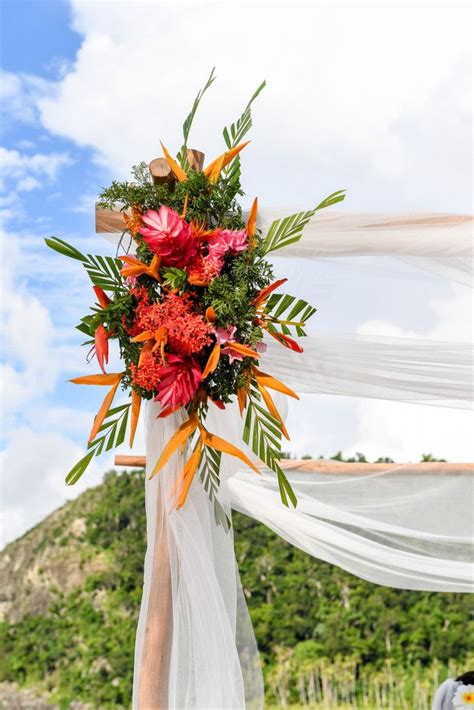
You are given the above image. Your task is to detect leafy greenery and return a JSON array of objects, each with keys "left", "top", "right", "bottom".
[
  {"left": 264, "top": 294, "right": 317, "bottom": 337},
  {"left": 177, "top": 67, "right": 216, "bottom": 171},
  {"left": 262, "top": 191, "right": 346, "bottom": 255},
  {"left": 0, "top": 462, "right": 471, "bottom": 709}
]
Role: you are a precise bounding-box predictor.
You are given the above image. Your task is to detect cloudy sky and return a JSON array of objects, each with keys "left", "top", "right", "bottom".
[{"left": 1, "top": 0, "right": 472, "bottom": 546}]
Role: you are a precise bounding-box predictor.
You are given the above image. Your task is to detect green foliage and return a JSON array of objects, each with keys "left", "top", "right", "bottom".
[
  {"left": 161, "top": 267, "right": 188, "bottom": 293},
  {"left": 177, "top": 67, "right": 216, "bottom": 171},
  {"left": 264, "top": 294, "right": 316, "bottom": 337},
  {"left": 222, "top": 79, "right": 266, "bottom": 190},
  {"left": 262, "top": 191, "right": 346, "bottom": 255},
  {"left": 197, "top": 445, "right": 230, "bottom": 531},
  {"left": 0, "top": 465, "right": 471, "bottom": 709},
  {"left": 98, "top": 166, "right": 245, "bottom": 229},
  {"left": 242, "top": 380, "right": 297, "bottom": 507},
  {"left": 46, "top": 237, "right": 124, "bottom": 293}
]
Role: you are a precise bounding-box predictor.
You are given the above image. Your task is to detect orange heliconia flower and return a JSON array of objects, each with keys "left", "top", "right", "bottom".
[
  {"left": 131, "top": 325, "right": 168, "bottom": 363},
  {"left": 119, "top": 254, "right": 161, "bottom": 281},
  {"left": 123, "top": 204, "right": 143, "bottom": 239},
  {"left": 70, "top": 372, "right": 124, "bottom": 443},
  {"left": 160, "top": 140, "right": 250, "bottom": 184}
]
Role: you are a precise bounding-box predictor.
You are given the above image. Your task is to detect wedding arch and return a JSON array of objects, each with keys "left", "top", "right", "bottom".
[{"left": 48, "top": 73, "right": 473, "bottom": 708}]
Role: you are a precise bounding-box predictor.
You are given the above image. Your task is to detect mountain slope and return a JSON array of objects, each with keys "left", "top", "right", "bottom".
[{"left": 0, "top": 469, "right": 471, "bottom": 709}]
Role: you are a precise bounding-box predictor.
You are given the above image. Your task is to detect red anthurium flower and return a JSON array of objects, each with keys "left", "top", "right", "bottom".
[{"left": 155, "top": 354, "right": 202, "bottom": 409}]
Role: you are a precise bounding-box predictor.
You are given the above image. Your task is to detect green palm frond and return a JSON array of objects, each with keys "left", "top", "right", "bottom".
[
  {"left": 65, "top": 404, "right": 131, "bottom": 486},
  {"left": 242, "top": 379, "right": 297, "bottom": 508},
  {"left": 262, "top": 190, "right": 346, "bottom": 255},
  {"left": 177, "top": 67, "right": 217, "bottom": 171},
  {"left": 198, "top": 445, "right": 231, "bottom": 531},
  {"left": 264, "top": 294, "right": 316, "bottom": 336}
]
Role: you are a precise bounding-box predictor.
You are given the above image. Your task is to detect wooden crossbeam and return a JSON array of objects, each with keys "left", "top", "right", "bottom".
[{"left": 114, "top": 455, "right": 473, "bottom": 474}]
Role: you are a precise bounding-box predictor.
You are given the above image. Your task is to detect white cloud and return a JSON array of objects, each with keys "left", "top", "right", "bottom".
[
  {"left": 1, "top": 1, "right": 472, "bottom": 545},
  {"left": 36, "top": 1, "right": 472, "bottom": 210},
  {"left": 0, "top": 70, "right": 54, "bottom": 126},
  {"left": 0, "top": 224, "right": 146, "bottom": 546},
  {"left": 0, "top": 146, "right": 72, "bottom": 194},
  {"left": 0, "top": 428, "right": 110, "bottom": 546}
]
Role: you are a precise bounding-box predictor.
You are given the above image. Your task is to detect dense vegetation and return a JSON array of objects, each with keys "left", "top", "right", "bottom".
[{"left": 0, "top": 466, "right": 471, "bottom": 709}]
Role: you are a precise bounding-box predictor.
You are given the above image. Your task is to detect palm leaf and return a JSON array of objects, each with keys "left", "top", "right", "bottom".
[
  {"left": 264, "top": 294, "right": 317, "bottom": 336},
  {"left": 177, "top": 67, "right": 216, "bottom": 171},
  {"left": 84, "top": 254, "right": 123, "bottom": 292},
  {"left": 45, "top": 237, "right": 87, "bottom": 262},
  {"left": 221, "top": 80, "right": 266, "bottom": 189},
  {"left": 262, "top": 190, "right": 346, "bottom": 255},
  {"left": 242, "top": 378, "right": 297, "bottom": 508},
  {"left": 198, "top": 444, "right": 231, "bottom": 532},
  {"left": 223, "top": 80, "right": 266, "bottom": 149},
  {"left": 66, "top": 403, "right": 131, "bottom": 485}
]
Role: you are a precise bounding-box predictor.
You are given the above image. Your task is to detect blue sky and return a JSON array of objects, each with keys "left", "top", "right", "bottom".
[{"left": 1, "top": 0, "right": 472, "bottom": 545}]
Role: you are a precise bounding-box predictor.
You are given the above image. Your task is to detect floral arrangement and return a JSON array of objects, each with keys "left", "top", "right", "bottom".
[{"left": 46, "top": 71, "right": 344, "bottom": 527}]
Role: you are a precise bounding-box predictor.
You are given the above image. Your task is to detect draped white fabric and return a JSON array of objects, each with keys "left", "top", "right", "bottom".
[
  {"left": 264, "top": 333, "right": 473, "bottom": 408},
  {"left": 258, "top": 210, "right": 473, "bottom": 286},
  {"left": 117, "top": 211, "right": 474, "bottom": 709},
  {"left": 229, "top": 463, "right": 474, "bottom": 593},
  {"left": 133, "top": 403, "right": 263, "bottom": 710}
]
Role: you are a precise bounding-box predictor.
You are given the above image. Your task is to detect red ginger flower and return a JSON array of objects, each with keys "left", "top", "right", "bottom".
[
  {"left": 187, "top": 251, "right": 224, "bottom": 286},
  {"left": 138, "top": 205, "right": 198, "bottom": 267},
  {"left": 155, "top": 354, "right": 202, "bottom": 409},
  {"left": 207, "top": 228, "right": 248, "bottom": 257}
]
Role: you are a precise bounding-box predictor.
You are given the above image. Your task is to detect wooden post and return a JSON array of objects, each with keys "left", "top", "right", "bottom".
[
  {"left": 186, "top": 148, "right": 205, "bottom": 172},
  {"left": 149, "top": 158, "right": 175, "bottom": 187},
  {"left": 137, "top": 488, "right": 173, "bottom": 709}
]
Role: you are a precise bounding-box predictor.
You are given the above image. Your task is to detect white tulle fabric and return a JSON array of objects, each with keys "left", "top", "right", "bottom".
[
  {"left": 265, "top": 333, "right": 473, "bottom": 408},
  {"left": 121, "top": 211, "right": 474, "bottom": 709},
  {"left": 257, "top": 210, "right": 473, "bottom": 286},
  {"left": 229, "top": 463, "right": 474, "bottom": 593},
  {"left": 133, "top": 403, "right": 263, "bottom": 710}
]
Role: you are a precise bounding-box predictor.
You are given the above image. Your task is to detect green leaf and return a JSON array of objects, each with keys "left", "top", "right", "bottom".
[
  {"left": 162, "top": 267, "right": 188, "bottom": 292},
  {"left": 276, "top": 463, "right": 297, "bottom": 508},
  {"left": 45, "top": 237, "right": 87, "bottom": 262},
  {"left": 264, "top": 293, "right": 317, "bottom": 336},
  {"left": 223, "top": 80, "right": 266, "bottom": 149},
  {"left": 177, "top": 67, "right": 216, "bottom": 171},
  {"left": 262, "top": 190, "right": 346, "bottom": 255},
  {"left": 315, "top": 189, "right": 347, "bottom": 210},
  {"left": 196, "top": 444, "right": 231, "bottom": 532},
  {"left": 241, "top": 380, "right": 298, "bottom": 508},
  {"left": 65, "top": 450, "right": 95, "bottom": 486},
  {"left": 68, "top": 404, "right": 131, "bottom": 485},
  {"left": 221, "top": 80, "right": 266, "bottom": 190},
  {"left": 84, "top": 254, "right": 123, "bottom": 292}
]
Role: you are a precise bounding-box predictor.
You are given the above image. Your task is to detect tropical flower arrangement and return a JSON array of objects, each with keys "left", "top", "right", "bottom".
[{"left": 46, "top": 71, "right": 344, "bottom": 528}]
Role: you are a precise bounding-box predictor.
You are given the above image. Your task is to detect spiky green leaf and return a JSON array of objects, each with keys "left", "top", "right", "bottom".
[{"left": 262, "top": 190, "right": 346, "bottom": 255}]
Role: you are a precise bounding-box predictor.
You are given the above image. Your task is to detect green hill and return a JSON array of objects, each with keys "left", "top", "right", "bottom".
[{"left": 0, "top": 468, "right": 471, "bottom": 709}]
